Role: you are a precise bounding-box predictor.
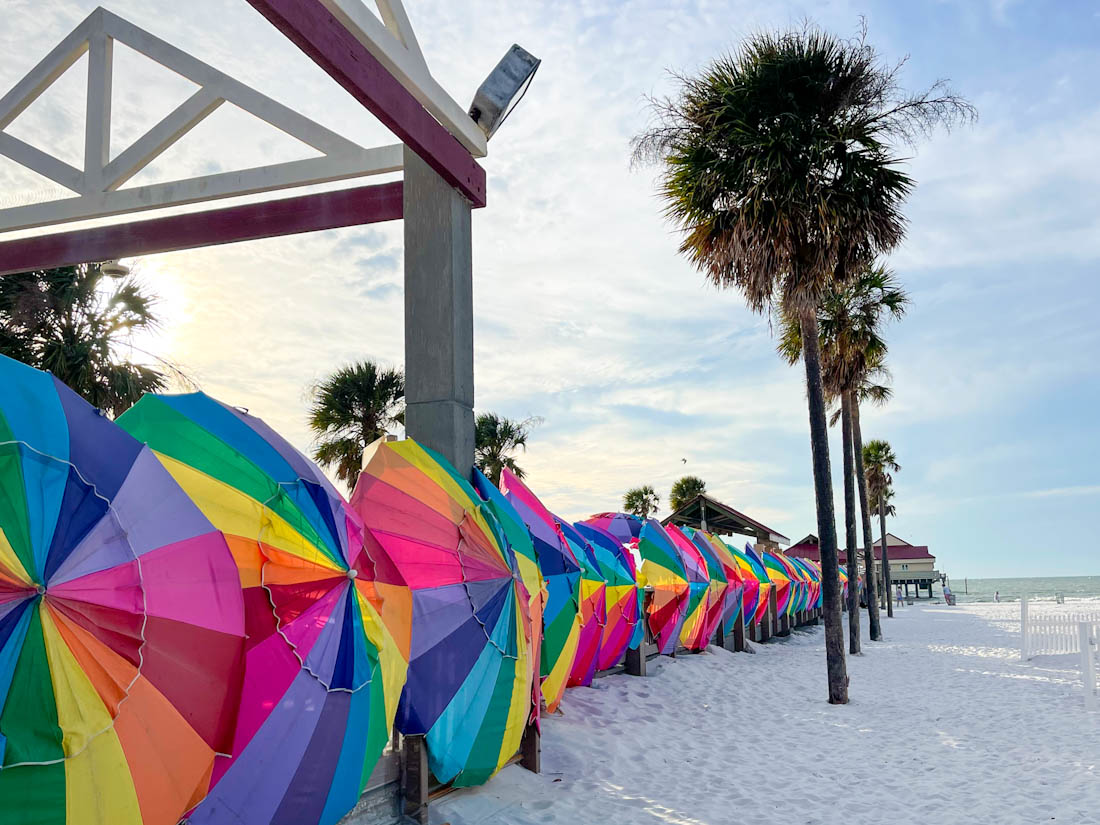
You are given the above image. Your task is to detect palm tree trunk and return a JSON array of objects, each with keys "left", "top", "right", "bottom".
[
  {"left": 840, "top": 393, "right": 860, "bottom": 654},
  {"left": 851, "top": 401, "right": 885, "bottom": 627},
  {"left": 879, "top": 495, "right": 893, "bottom": 617},
  {"left": 799, "top": 310, "right": 848, "bottom": 703}
]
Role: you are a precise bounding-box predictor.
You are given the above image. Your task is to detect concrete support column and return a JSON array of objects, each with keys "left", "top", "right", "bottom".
[{"left": 403, "top": 147, "right": 474, "bottom": 474}]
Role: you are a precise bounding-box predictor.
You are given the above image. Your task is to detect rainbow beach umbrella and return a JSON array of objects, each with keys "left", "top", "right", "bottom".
[
  {"left": 791, "top": 557, "right": 821, "bottom": 611},
  {"left": 557, "top": 520, "right": 606, "bottom": 687},
  {"left": 498, "top": 469, "right": 581, "bottom": 713},
  {"left": 472, "top": 471, "right": 545, "bottom": 727},
  {"left": 574, "top": 522, "right": 642, "bottom": 671},
  {"left": 691, "top": 532, "right": 745, "bottom": 637},
  {"left": 636, "top": 520, "right": 689, "bottom": 655},
  {"left": 351, "top": 439, "right": 532, "bottom": 787},
  {"left": 666, "top": 525, "right": 713, "bottom": 652},
  {"left": 681, "top": 529, "right": 729, "bottom": 650},
  {"left": 0, "top": 358, "right": 246, "bottom": 825},
  {"left": 118, "top": 393, "right": 406, "bottom": 825},
  {"left": 731, "top": 543, "right": 772, "bottom": 626},
  {"left": 761, "top": 550, "right": 793, "bottom": 617}
]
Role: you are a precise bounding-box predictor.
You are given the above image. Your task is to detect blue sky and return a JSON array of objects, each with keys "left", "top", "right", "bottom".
[{"left": 1, "top": 0, "right": 1098, "bottom": 577}]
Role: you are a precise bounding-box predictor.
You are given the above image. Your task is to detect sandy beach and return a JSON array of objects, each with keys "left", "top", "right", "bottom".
[{"left": 433, "top": 602, "right": 1100, "bottom": 825}]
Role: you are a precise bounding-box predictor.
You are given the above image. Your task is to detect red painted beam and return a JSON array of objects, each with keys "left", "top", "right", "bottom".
[
  {"left": 246, "top": 0, "right": 487, "bottom": 208},
  {"left": 0, "top": 182, "right": 402, "bottom": 276}
]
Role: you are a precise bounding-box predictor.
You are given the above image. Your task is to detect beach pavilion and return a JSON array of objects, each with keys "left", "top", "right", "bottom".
[{"left": 662, "top": 493, "right": 790, "bottom": 554}]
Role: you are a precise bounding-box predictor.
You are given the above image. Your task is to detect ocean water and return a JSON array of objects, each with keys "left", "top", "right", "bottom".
[{"left": 946, "top": 576, "right": 1100, "bottom": 603}]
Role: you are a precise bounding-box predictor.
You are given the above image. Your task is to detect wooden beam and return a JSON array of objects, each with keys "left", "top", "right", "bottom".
[
  {"left": 246, "top": 0, "right": 486, "bottom": 208},
  {"left": 0, "top": 182, "right": 402, "bottom": 275}
]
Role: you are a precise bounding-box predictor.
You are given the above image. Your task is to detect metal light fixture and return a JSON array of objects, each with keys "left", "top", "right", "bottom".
[
  {"left": 100, "top": 259, "right": 130, "bottom": 277},
  {"left": 468, "top": 44, "right": 541, "bottom": 140}
]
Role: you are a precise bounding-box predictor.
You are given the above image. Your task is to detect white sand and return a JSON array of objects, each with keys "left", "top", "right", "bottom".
[{"left": 433, "top": 602, "right": 1100, "bottom": 825}]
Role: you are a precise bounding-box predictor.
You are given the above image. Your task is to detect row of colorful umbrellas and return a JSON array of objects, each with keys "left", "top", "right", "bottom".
[{"left": 0, "top": 354, "right": 827, "bottom": 825}]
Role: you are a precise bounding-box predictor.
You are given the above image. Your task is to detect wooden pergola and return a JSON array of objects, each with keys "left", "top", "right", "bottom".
[{"left": 662, "top": 493, "right": 789, "bottom": 552}]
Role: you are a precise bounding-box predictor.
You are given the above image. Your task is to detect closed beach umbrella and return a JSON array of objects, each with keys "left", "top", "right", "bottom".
[
  {"left": 636, "top": 520, "right": 689, "bottom": 655},
  {"left": 498, "top": 469, "right": 581, "bottom": 713},
  {"left": 574, "top": 522, "right": 643, "bottom": 671},
  {"left": 692, "top": 532, "right": 745, "bottom": 638},
  {"left": 682, "top": 529, "right": 729, "bottom": 649},
  {"left": 472, "top": 470, "right": 545, "bottom": 726},
  {"left": 732, "top": 544, "right": 773, "bottom": 627},
  {"left": 761, "top": 550, "right": 793, "bottom": 617},
  {"left": 557, "top": 519, "right": 606, "bottom": 687},
  {"left": 793, "top": 558, "right": 822, "bottom": 610},
  {"left": 351, "top": 439, "right": 532, "bottom": 788},
  {"left": 0, "top": 358, "right": 246, "bottom": 825},
  {"left": 118, "top": 393, "right": 406, "bottom": 825},
  {"left": 665, "top": 525, "right": 712, "bottom": 651}
]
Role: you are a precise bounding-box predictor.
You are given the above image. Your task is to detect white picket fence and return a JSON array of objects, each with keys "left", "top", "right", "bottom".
[
  {"left": 1020, "top": 596, "right": 1100, "bottom": 658},
  {"left": 1081, "top": 621, "right": 1100, "bottom": 712}
]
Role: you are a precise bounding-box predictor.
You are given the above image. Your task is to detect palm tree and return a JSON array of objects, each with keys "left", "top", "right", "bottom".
[
  {"left": 780, "top": 266, "right": 908, "bottom": 647},
  {"left": 308, "top": 361, "right": 404, "bottom": 487},
  {"left": 623, "top": 486, "right": 660, "bottom": 520},
  {"left": 0, "top": 263, "right": 168, "bottom": 416},
  {"left": 669, "top": 475, "right": 706, "bottom": 512},
  {"left": 634, "top": 24, "right": 970, "bottom": 702},
  {"left": 863, "top": 439, "right": 901, "bottom": 617},
  {"left": 849, "top": 362, "right": 896, "bottom": 615},
  {"left": 475, "top": 413, "right": 536, "bottom": 487}
]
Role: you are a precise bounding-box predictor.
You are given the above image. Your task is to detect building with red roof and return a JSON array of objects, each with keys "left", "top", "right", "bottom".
[{"left": 787, "top": 533, "right": 941, "bottom": 599}]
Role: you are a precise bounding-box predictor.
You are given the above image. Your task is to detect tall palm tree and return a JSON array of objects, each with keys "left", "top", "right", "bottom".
[
  {"left": 308, "top": 361, "right": 404, "bottom": 487},
  {"left": 623, "top": 486, "right": 660, "bottom": 520},
  {"left": 849, "top": 363, "right": 896, "bottom": 615},
  {"left": 475, "top": 413, "right": 536, "bottom": 487},
  {"left": 0, "top": 263, "right": 168, "bottom": 416},
  {"left": 635, "top": 24, "right": 970, "bottom": 702},
  {"left": 780, "top": 266, "right": 908, "bottom": 646},
  {"left": 864, "top": 439, "right": 901, "bottom": 617},
  {"left": 669, "top": 475, "right": 706, "bottom": 512}
]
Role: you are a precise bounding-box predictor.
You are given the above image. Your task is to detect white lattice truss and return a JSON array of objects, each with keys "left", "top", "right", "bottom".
[{"left": 0, "top": 6, "right": 428, "bottom": 233}]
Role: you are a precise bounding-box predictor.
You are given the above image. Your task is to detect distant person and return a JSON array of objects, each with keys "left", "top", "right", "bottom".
[
  {"left": 943, "top": 583, "right": 953, "bottom": 605},
  {"left": 994, "top": 591, "right": 1000, "bottom": 602},
  {"left": 896, "top": 585, "right": 903, "bottom": 607}
]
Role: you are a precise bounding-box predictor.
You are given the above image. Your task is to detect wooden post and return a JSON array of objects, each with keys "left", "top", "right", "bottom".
[
  {"left": 401, "top": 734, "right": 429, "bottom": 825},
  {"left": 713, "top": 624, "right": 725, "bottom": 649},
  {"left": 1020, "top": 596, "right": 1029, "bottom": 660},
  {"left": 761, "top": 590, "right": 775, "bottom": 642},
  {"left": 520, "top": 719, "right": 540, "bottom": 773},
  {"left": 625, "top": 642, "right": 647, "bottom": 676},
  {"left": 1079, "top": 622, "right": 1096, "bottom": 712},
  {"left": 732, "top": 610, "right": 746, "bottom": 652}
]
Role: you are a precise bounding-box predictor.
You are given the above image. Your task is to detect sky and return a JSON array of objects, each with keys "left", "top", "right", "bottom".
[{"left": 1, "top": 0, "right": 1098, "bottom": 578}]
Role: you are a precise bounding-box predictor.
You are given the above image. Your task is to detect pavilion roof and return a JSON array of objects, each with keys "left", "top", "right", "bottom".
[{"left": 662, "top": 493, "right": 789, "bottom": 545}]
